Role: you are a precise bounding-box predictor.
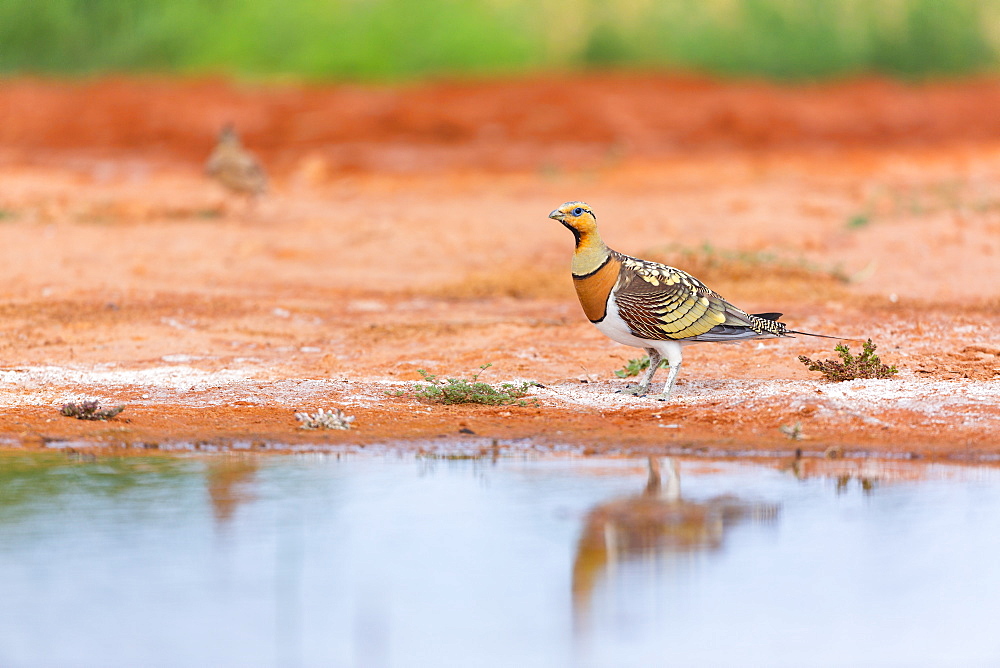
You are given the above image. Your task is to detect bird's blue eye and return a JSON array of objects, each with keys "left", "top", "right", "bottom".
[{"left": 572, "top": 207, "right": 584, "bottom": 216}]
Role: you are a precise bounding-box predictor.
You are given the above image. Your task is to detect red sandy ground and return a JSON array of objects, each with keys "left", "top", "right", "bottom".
[{"left": 0, "top": 74, "right": 998, "bottom": 459}]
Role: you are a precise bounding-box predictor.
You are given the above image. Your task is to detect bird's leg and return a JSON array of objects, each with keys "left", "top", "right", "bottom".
[
  {"left": 653, "top": 344, "right": 684, "bottom": 401},
  {"left": 644, "top": 457, "right": 661, "bottom": 496},
  {"left": 619, "top": 347, "right": 661, "bottom": 396}
]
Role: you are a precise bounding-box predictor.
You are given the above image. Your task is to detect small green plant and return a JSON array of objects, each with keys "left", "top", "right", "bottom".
[
  {"left": 295, "top": 408, "right": 354, "bottom": 430},
  {"left": 798, "top": 338, "right": 898, "bottom": 382},
  {"left": 846, "top": 213, "right": 871, "bottom": 229},
  {"left": 412, "top": 364, "right": 537, "bottom": 406},
  {"left": 614, "top": 356, "right": 668, "bottom": 378},
  {"left": 60, "top": 400, "right": 125, "bottom": 421}
]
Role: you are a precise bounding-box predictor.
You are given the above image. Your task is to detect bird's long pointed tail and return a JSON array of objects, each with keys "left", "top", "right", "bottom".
[{"left": 786, "top": 330, "right": 864, "bottom": 343}]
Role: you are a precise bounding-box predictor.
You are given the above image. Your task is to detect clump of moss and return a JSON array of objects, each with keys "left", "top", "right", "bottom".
[
  {"left": 412, "top": 364, "right": 537, "bottom": 406},
  {"left": 614, "top": 356, "right": 668, "bottom": 378},
  {"left": 798, "top": 338, "right": 898, "bottom": 381},
  {"left": 295, "top": 408, "right": 354, "bottom": 430},
  {"left": 60, "top": 400, "right": 125, "bottom": 421}
]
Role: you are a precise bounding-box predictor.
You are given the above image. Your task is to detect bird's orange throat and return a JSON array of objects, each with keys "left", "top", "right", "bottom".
[{"left": 572, "top": 240, "right": 620, "bottom": 322}]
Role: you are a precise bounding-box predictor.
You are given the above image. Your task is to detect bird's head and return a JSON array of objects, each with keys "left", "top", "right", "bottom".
[
  {"left": 548, "top": 201, "right": 597, "bottom": 245},
  {"left": 218, "top": 123, "right": 240, "bottom": 145}
]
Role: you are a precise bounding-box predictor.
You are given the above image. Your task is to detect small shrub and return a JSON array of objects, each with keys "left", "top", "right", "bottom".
[
  {"left": 779, "top": 422, "right": 804, "bottom": 440},
  {"left": 614, "top": 356, "right": 668, "bottom": 378},
  {"left": 846, "top": 213, "right": 871, "bottom": 229},
  {"left": 60, "top": 400, "right": 125, "bottom": 421},
  {"left": 412, "top": 364, "right": 537, "bottom": 406},
  {"left": 798, "top": 338, "right": 898, "bottom": 382},
  {"left": 296, "top": 408, "right": 354, "bottom": 430}
]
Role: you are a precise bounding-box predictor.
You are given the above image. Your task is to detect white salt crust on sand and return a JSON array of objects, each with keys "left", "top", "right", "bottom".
[{"left": 0, "top": 364, "right": 996, "bottom": 431}]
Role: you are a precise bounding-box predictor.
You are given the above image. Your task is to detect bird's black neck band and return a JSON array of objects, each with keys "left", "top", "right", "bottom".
[{"left": 561, "top": 221, "right": 582, "bottom": 247}]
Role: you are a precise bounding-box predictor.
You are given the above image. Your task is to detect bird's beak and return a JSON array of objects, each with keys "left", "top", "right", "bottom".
[{"left": 548, "top": 209, "right": 564, "bottom": 220}]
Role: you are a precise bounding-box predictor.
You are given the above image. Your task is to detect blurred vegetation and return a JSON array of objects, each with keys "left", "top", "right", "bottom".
[
  {"left": 1, "top": 0, "right": 999, "bottom": 80},
  {"left": 0, "top": 452, "right": 195, "bottom": 523}
]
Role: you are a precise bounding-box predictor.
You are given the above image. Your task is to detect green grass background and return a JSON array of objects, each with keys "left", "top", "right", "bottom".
[{"left": 2, "top": 0, "right": 999, "bottom": 80}]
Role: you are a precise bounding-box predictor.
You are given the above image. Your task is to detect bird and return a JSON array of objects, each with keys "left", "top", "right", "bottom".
[
  {"left": 204, "top": 124, "right": 268, "bottom": 201},
  {"left": 549, "top": 201, "right": 846, "bottom": 400}
]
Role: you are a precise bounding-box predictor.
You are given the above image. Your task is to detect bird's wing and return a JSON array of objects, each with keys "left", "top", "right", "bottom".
[
  {"left": 206, "top": 147, "right": 267, "bottom": 193},
  {"left": 235, "top": 152, "right": 264, "bottom": 174},
  {"left": 235, "top": 154, "right": 268, "bottom": 189},
  {"left": 613, "top": 255, "right": 785, "bottom": 341}
]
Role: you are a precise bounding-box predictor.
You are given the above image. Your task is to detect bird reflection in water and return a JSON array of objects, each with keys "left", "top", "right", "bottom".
[
  {"left": 572, "top": 457, "right": 779, "bottom": 629},
  {"left": 205, "top": 455, "right": 260, "bottom": 529}
]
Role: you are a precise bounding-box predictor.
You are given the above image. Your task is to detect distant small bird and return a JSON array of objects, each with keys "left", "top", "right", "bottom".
[
  {"left": 204, "top": 124, "right": 267, "bottom": 200},
  {"left": 549, "top": 201, "right": 846, "bottom": 399}
]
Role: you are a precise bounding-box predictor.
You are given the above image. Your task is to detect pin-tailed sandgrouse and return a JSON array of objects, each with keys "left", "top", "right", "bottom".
[
  {"left": 205, "top": 124, "right": 268, "bottom": 199},
  {"left": 550, "top": 201, "right": 842, "bottom": 400}
]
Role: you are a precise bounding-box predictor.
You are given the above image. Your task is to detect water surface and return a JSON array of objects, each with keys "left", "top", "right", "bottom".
[{"left": 1, "top": 451, "right": 999, "bottom": 667}]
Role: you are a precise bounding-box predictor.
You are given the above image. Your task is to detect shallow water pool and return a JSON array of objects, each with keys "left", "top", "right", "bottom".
[{"left": 1, "top": 451, "right": 999, "bottom": 667}]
